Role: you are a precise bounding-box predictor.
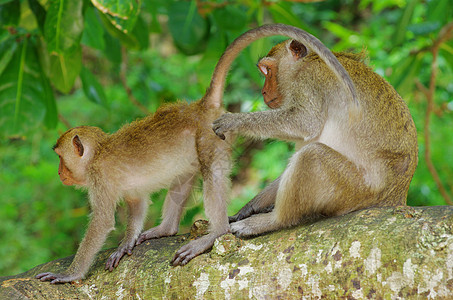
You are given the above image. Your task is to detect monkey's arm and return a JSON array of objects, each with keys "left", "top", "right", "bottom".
[
  {"left": 36, "top": 203, "right": 115, "bottom": 284},
  {"left": 105, "top": 197, "right": 148, "bottom": 271},
  {"left": 212, "top": 108, "right": 323, "bottom": 142},
  {"left": 229, "top": 176, "right": 280, "bottom": 223}
]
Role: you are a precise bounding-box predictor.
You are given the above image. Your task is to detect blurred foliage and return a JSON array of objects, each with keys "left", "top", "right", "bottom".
[{"left": 0, "top": 0, "right": 452, "bottom": 276}]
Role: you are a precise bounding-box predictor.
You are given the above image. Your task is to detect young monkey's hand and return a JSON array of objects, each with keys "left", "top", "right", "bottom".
[{"left": 212, "top": 113, "right": 240, "bottom": 140}]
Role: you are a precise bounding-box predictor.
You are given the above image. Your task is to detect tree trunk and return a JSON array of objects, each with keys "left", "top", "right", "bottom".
[{"left": 1, "top": 206, "right": 452, "bottom": 299}]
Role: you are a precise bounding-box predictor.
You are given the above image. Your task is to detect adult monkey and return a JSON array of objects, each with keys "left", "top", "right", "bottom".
[
  {"left": 214, "top": 26, "right": 418, "bottom": 237},
  {"left": 36, "top": 24, "right": 383, "bottom": 284}
]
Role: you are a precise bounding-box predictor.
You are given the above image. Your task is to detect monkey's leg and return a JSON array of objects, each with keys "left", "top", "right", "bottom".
[
  {"left": 172, "top": 139, "right": 232, "bottom": 266},
  {"left": 231, "top": 143, "right": 372, "bottom": 238},
  {"left": 136, "top": 172, "right": 197, "bottom": 245},
  {"left": 229, "top": 176, "right": 280, "bottom": 223},
  {"left": 36, "top": 201, "right": 116, "bottom": 283},
  {"left": 105, "top": 197, "right": 148, "bottom": 271}
]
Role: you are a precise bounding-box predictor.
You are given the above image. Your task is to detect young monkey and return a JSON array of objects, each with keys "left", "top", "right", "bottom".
[
  {"left": 214, "top": 28, "right": 418, "bottom": 237},
  {"left": 37, "top": 24, "right": 353, "bottom": 284}
]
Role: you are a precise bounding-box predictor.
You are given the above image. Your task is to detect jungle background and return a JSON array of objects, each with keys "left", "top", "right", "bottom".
[{"left": 0, "top": 0, "right": 451, "bottom": 277}]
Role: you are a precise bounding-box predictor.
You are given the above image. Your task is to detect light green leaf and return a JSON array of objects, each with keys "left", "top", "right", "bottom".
[
  {"left": 48, "top": 46, "right": 82, "bottom": 94},
  {"left": 91, "top": 0, "right": 141, "bottom": 33},
  {"left": 44, "top": 0, "right": 84, "bottom": 53}
]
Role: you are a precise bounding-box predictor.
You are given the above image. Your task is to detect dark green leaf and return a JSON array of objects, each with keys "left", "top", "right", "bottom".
[
  {"left": 103, "top": 30, "right": 121, "bottom": 64},
  {"left": 131, "top": 15, "right": 149, "bottom": 50},
  {"left": 213, "top": 5, "right": 247, "bottom": 31},
  {"left": 80, "top": 66, "right": 108, "bottom": 107},
  {"left": 81, "top": 6, "right": 105, "bottom": 50},
  {"left": 92, "top": 0, "right": 141, "bottom": 34},
  {"left": 0, "top": 0, "right": 14, "bottom": 5},
  {"left": 168, "top": 1, "right": 209, "bottom": 55},
  {"left": 0, "top": 0, "right": 20, "bottom": 27},
  {"left": 28, "top": 0, "right": 46, "bottom": 34}
]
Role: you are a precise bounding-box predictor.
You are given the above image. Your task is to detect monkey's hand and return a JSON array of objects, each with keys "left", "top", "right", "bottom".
[
  {"left": 105, "top": 239, "right": 137, "bottom": 272},
  {"left": 229, "top": 204, "right": 274, "bottom": 223},
  {"left": 212, "top": 113, "right": 241, "bottom": 140},
  {"left": 36, "top": 271, "right": 81, "bottom": 284},
  {"left": 136, "top": 225, "right": 178, "bottom": 245}
]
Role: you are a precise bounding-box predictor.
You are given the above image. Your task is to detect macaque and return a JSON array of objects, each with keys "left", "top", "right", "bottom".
[
  {"left": 214, "top": 29, "right": 418, "bottom": 236},
  {"left": 37, "top": 24, "right": 357, "bottom": 283}
]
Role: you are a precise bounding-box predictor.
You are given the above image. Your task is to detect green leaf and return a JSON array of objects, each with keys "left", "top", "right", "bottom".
[
  {"left": 44, "top": 0, "right": 84, "bottom": 53},
  {"left": 268, "top": 2, "right": 312, "bottom": 33},
  {"left": 44, "top": 0, "right": 84, "bottom": 93},
  {"left": 81, "top": 6, "right": 105, "bottom": 50},
  {"left": 213, "top": 5, "right": 247, "bottom": 31},
  {"left": 0, "top": 0, "right": 20, "bottom": 27},
  {"left": 98, "top": 10, "right": 139, "bottom": 49},
  {"left": 102, "top": 30, "right": 121, "bottom": 64},
  {"left": 427, "top": 0, "right": 453, "bottom": 26},
  {"left": 131, "top": 14, "right": 149, "bottom": 50},
  {"left": 91, "top": 0, "right": 141, "bottom": 33},
  {"left": 389, "top": 53, "right": 423, "bottom": 96},
  {"left": 48, "top": 46, "right": 82, "bottom": 93},
  {"left": 80, "top": 66, "right": 108, "bottom": 107},
  {"left": 0, "top": 37, "right": 17, "bottom": 77},
  {"left": 0, "top": 38, "right": 50, "bottom": 135},
  {"left": 391, "top": 0, "right": 419, "bottom": 47},
  {"left": 168, "top": 0, "right": 209, "bottom": 55},
  {"left": 28, "top": 0, "right": 46, "bottom": 34}
]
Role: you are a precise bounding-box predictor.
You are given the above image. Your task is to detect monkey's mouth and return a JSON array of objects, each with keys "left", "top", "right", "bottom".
[{"left": 265, "top": 97, "right": 279, "bottom": 108}]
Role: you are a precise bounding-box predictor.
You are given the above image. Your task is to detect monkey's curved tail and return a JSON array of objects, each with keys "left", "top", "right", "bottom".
[{"left": 203, "top": 23, "right": 360, "bottom": 113}]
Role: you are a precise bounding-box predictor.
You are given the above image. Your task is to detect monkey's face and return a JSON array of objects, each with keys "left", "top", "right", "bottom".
[
  {"left": 257, "top": 58, "right": 284, "bottom": 109},
  {"left": 53, "top": 132, "right": 88, "bottom": 187}
]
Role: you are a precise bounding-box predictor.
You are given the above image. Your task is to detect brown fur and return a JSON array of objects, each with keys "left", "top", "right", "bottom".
[{"left": 215, "top": 39, "right": 418, "bottom": 236}]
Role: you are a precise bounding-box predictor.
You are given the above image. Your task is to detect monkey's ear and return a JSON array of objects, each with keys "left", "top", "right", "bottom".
[
  {"left": 72, "top": 135, "right": 84, "bottom": 157},
  {"left": 289, "top": 40, "right": 308, "bottom": 61}
]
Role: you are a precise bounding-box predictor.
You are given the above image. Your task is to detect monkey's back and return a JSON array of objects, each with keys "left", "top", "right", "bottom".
[{"left": 342, "top": 55, "right": 418, "bottom": 204}]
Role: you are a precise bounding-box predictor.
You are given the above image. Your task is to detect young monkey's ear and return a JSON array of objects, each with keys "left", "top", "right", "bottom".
[
  {"left": 289, "top": 40, "right": 308, "bottom": 61},
  {"left": 72, "top": 135, "right": 84, "bottom": 157}
]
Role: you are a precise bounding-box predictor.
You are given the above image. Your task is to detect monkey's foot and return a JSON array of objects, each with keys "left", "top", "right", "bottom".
[
  {"left": 105, "top": 239, "right": 137, "bottom": 271},
  {"left": 136, "top": 226, "right": 177, "bottom": 245},
  {"left": 36, "top": 272, "right": 81, "bottom": 284},
  {"left": 230, "top": 212, "right": 277, "bottom": 238},
  {"left": 172, "top": 234, "right": 220, "bottom": 266}
]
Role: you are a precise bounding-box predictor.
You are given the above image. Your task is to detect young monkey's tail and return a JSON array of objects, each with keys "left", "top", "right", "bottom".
[{"left": 202, "top": 24, "right": 360, "bottom": 115}]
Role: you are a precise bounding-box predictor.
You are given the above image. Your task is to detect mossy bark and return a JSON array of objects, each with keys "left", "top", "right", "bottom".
[{"left": 1, "top": 206, "right": 452, "bottom": 299}]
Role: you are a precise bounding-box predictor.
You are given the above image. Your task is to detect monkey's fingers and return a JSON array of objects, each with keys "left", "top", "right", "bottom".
[{"left": 36, "top": 272, "right": 76, "bottom": 284}]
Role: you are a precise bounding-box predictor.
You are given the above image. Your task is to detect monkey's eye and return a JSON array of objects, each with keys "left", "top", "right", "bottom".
[{"left": 257, "top": 64, "right": 268, "bottom": 76}]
